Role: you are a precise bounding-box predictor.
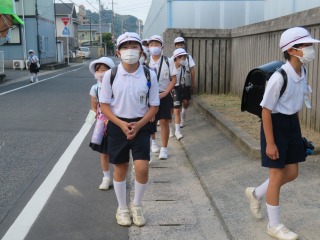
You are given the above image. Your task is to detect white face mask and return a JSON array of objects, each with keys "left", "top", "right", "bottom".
[
  {"left": 149, "top": 46, "right": 162, "bottom": 56},
  {"left": 139, "top": 56, "right": 146, "bottom": 64},
  {"left": 94, "top": 72, "right": 105, "bottom": 83},
  {"left": 293, "top": 46, "right": 315, "bottom": 64},
  {"left": 120, "top": 49, "right": 140, "bottom": 64},
  {"left": 180, "top": 59, "right": 187, "bottom": 66}
]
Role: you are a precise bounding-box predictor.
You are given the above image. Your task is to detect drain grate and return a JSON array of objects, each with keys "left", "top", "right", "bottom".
[
  {"left": 153, "top": 180, "right": 171, "bottom": 183},
  {"left": 155, "top": 199, "right": 176, "bottom": 202},
  {"left": 158, "top": 224, "right": 183, "bottom": 226}
]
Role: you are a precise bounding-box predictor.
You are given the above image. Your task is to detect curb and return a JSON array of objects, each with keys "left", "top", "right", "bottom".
[{"left": 192, "top": 95, "right": 261, "bottom": 159}]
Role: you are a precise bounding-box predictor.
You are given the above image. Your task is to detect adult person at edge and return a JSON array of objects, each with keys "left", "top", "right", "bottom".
[
  {"left": 99, "top": 32, "right": 159, "bottom": 227},
  {"left": 148, "top": 35, "right": 177, "bottom": 160}
]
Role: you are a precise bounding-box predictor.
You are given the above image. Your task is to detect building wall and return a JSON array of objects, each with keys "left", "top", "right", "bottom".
[
  {"left": 143, "top": 0, "right": 264, "bottom": 38},
  {"left": 1, "top": 0, "right": 57, "bottom": 66}
]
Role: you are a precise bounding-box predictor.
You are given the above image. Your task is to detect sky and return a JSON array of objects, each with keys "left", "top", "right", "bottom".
[{"left": 55, "top": 0, "right": 153, "bottom": 23}]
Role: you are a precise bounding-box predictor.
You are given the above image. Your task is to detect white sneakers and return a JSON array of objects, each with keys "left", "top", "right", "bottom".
[
  {"left": 267, "top": 223, "right": 298, "bottom": 240},
  {"left": 175, "top": 131, "right": 183, "bottom": 140},
  {"left": 116, "top": 206, "right": 146, "bottom": 227},
  {"left": 116, "top": 207, "right": 132, "bottom": 226},
  {"left": 245, "top": 187, "right": 262, "bottom": 219},
  {"left": 131, "top": 205, "right": 146, "bottom": 227},
  {"left": 151, "top": 141, "right": 160, "bottom": 153},
  {"left": 99, "top": 177, "right": 112, "bottom": 190},
  {"left": 159, "top": 148, "right": 168, "bottom": 160}
]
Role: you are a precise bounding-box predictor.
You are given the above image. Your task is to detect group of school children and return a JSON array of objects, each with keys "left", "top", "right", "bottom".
[
  {"left": 86, "top": 26, "right": 318, "bottom": 240},
  {"left": 87, "top": 32, "right": 196, "bottom": 228}
]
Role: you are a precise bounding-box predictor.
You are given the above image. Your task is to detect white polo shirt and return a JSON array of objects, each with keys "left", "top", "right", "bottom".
[
  {"left": 99, "top": 63, "right": 160, "bottom": 119},
  {"left": 175, "top": 66, "right": 185, "bottom": 86},
  {"left": 260, "top": 61, "right": 310, "bottom": 115},
  {"left": 149, "top": 55, "right": 177, "bottom": 92}
]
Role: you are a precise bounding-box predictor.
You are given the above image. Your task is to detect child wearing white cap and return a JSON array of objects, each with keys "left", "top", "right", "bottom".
[
  {"left": 88, "top": 57, "right": 115, "bottom": 191},
  {"left": 99, "top": 32, "right": 159, "bottom": 227},
  {"left": 245, "top": 27, "right": 320, "bottom": 240},
  {"left": 172, "top": 48, "right": 189, "bottom": 140},
  {"left": 27, "top": 50, "right": 40, "bottom": 83},
  {"left": 173, "top": 37, "right": 196, "bottom": 127},
  {"left": 147, "top": 34, "right": 177, "bottom": 160}
]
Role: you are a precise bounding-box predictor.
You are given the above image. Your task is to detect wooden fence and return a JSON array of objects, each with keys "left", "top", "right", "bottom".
[{"left": 163, "top": 7, "right": 320, "bottom": 132}]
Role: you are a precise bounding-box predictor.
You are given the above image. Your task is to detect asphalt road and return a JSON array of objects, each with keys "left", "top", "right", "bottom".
[{"left": 0, "top": 62, "right": 129, "bottom": 240}]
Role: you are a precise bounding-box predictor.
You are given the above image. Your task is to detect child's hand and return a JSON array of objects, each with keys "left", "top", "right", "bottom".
[
  {"left": 126, "top": 122, "right": 142, "bottom": 140},
  {"left": 266, "top": 143, "right": 279, "bottom": 160}
]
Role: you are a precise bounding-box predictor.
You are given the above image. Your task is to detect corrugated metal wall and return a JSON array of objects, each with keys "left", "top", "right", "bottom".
[{"left": 164, "top": 7, "right": 320, "bottom": 132}]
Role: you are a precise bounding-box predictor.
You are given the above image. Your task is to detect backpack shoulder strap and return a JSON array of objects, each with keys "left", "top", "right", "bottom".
[
  {"left": 163, "top": 55, "right": 169, "bottom": 68},
  {"left": 143, "top": 66, "right": 151, "bottom": 106},
  {"left": 110, "top": 66, "right": 118, "bottom": 98},
  {"left": 277, "top": 68, "right": 287, "bottom": 98}
]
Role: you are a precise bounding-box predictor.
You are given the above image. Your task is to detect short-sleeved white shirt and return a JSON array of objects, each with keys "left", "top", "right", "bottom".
[
  {"left": 90, "top": 84, "right": 98, "bottom": 98},
  {"left": 99, "top": 63, "right": 160, "bottom": 119},
  {"left": 260, "top": 61, "right": 310, "bottom": 115},
  {"left": 174, "top": 66, "right": 185, "bottom": 86},
  {"left": 149, "top": 55, "right": 177, "bottom": 92}
]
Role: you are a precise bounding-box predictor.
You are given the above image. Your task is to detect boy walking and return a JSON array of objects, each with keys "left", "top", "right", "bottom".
[
  {"left": 99, "top": 32, "right": 159, "bottom": 226},
  {"left": 148, "top": 35, "right": 177, "bottom": 160},
  {"left": 245, "top": 27, "right": 320, "bottom": 240}
]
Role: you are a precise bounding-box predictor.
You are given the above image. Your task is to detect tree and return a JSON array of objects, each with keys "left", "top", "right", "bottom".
[{"left": 102, "top": 32, "right": 114, "bottom": 55}]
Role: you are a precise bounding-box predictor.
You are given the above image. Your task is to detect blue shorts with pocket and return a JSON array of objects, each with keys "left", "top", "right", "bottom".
[{"left": 260, "top": 113, "right": 305, "bottom": 168}]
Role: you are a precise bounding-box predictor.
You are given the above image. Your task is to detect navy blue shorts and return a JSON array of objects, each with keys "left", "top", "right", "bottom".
[
  {"left": 260, "top": 113, "right": 305, "bottom": 168},
  {"left": 182, "top": 86, "right": 192, "bottom": 100},
  {"left": 107, "top": 118, "right": 151, "bottom": 164},
  {"left": 155, "top": 92, "right": 173, "bottom": 120}
]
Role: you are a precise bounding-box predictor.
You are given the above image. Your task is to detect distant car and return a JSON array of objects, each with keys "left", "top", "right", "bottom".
[{"left": 76, "top": 47, "right": 91, "bottom": 58}]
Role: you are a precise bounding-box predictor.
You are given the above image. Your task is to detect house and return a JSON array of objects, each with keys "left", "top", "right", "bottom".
[
  {"left": 0, "top": 0, "right": 57, "bottom": 68},
  {"left": 54, "top": 3, "right": 79, "bottom": 57},
  {"left": 78, "top": 24, "right": 111, "bottom": 46}
]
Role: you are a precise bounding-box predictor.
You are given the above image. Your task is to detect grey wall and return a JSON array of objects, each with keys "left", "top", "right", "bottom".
[{"left": 163, "top": 7, "right": 320, "bottom": 132}]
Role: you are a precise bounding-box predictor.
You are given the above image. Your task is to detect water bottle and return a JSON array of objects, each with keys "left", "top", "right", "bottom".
[
  {"left": 173, "top": 89, "right": 181, "bottom": 109},
  {"left": 91, "top": 119, "right": 105, "bottom": 144}
]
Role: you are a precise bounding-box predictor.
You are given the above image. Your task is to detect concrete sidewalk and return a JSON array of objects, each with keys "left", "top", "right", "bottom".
[{"left": 134, "top": 96, "right": 320, "bottom": 239}]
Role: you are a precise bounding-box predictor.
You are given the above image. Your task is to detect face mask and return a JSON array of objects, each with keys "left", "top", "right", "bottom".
[
  {"left": 139, "top": 56, "right": 146, "bottom": 64},
  {"left": 180, "top": 59, "right": 187, "bottom": 66},
  {"left": 120, "top": 49, "right": 140, "bottom": 64},
  {"left": 94, "top": 72, "right": 105, "bottom": 83},
  {"left": 149, "top": 47, "right": 162, "bottom": 56},
  {"left": 293, "top": 46, "right": 315, "bottom": 64}
]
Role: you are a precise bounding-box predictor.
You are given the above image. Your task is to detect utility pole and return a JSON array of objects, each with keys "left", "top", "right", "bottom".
[
  {"left": 99, "top": 0, "right": 102, "bottom": 46},
  {"left": 111, "top": 0, "right": 115, "bottom": 54}
]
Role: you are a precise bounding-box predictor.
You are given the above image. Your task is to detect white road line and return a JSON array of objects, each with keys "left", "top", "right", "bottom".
[
  {"left": 0, "top": 66, "right": 87, "bottom": 97},
  {"left": 1, "top": 121, "right": 93, "bottom": 240}
]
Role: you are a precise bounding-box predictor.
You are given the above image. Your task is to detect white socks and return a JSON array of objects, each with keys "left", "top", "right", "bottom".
[
  {"left": 114, "top": 179, "right": 147, "bottom": 208},
  {"left": 113, "top": 180, "right": 127, "bottom": 208},
  {"left": 267, "top": 203, "right": 280, "bottom": 227},
  {"left": 133, "top": 180, "right": 147, "bottom": 206},
  {"left": 255, "top": 179, "right": 269, "bottom": 200},
  {"left": 103, "top": 171, "right": 110, "bottom": 179},
  {"left": 175, "top": 123, "right": 180, "bottom": 133}
]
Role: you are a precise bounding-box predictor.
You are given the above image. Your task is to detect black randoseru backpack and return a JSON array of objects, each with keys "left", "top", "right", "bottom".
[{"left": 241, "top": 61, "right": 287, "bottom": 118}]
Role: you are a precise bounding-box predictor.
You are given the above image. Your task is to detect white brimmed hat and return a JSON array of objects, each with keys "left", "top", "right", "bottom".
[
  {"left": 89, "top": 57, "right": 115, "bottom": 75},
  {"left": 173, "top": 48, "right": 187, "bottom": 59},
  {"left": 28, "top": 49, "right": 34, "bottom": 54},
  {"left": 142, "top": 38, "right": 149, "bottom": 45},
  {"left": 116, "top": 32, "right": 142, "bottom": 48},
  {"left": 174, "top": 37, "right": 185, "bottom": 44},
  {"left": 148, "top": 35, "right": 163, "bottom": 45},
  {"left": 280, "top": 27, "right": 320, "bottom": 52}
]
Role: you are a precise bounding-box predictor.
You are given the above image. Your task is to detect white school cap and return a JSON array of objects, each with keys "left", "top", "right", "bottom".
[
  {"left": 174, "top": 37, "right": 185, "bottom": 44},
  {"left": 116, "top": 32, "right": 142, "bottom": 48},
  {"left": 89, "top": 57, "right": 115, "bottom": 75},
  {"left": 173, "top": 48, "right": 187, "bottom": 59},
  {"left": 148, "top": 35, "right": 163, "bottom": 45},
  {"left": 279, "top": 27, "right": 320, "bottom": 52}
]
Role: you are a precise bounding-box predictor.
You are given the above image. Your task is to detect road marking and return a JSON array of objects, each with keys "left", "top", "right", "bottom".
[
  {"left": 0, "top": 66, "right": 87, "bottom": 97},
  {"left": 2, "top": 121, "right": 93, "bottom": 240}
]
